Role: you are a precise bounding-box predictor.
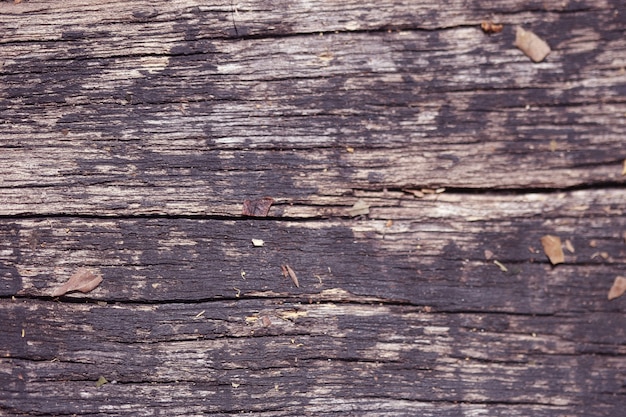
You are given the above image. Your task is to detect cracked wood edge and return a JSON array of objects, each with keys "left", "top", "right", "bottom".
[
  {"left": 0, "top": 299, "right": 623, "bottom": 416},
  {"left": 1, "top": 189, "right": 624, "bottom": 315}
]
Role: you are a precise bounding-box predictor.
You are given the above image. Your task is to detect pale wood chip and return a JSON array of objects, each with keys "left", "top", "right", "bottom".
[
  {"left": 608, "top": 276, "right": 626, "bottom": 300},
  {"left": 348, "top": 199, "right": 370, "bottom": 217},
  {"left": 515, "top": 27, "right": 551, "bottom": 62},
  {"left": 540, "top": 235, "right": 564, "bottom": 265}
]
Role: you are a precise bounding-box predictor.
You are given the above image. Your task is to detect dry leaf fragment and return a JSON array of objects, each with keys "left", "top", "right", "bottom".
[
  {"left": 481, "top": 21, "right": 503, "bottom": 34},
  {"left": 96, "top": 376, "right": 108, "bottom": 388},
  {"left": 348, "top": 199, "right": 370, "bottom": 217},
  {"left": 281, "top": 264, "right": 300, "bottom": 287},
  {"left": 242, "top": 197, "right": 274, "bottom": 217},
  {"left": 564, "top": 239, "right": 575, "bottom": 253},
  {"left": 540, "top": 235, "right": 564, "bottom": 265},
  {"left": 52, "top": 268, "right": 103, "bottom": 297},
  {"left": 622, "top": 159, "right": 626, "bottom": 176},
  {"left": 515, "top": 27, "right": 551, "bottom": 62},
  {"left": 608, "top": 276, "right": 626, "bottom": 300}
]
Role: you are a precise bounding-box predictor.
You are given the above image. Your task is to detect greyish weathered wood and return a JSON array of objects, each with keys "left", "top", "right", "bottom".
[
  {"left": 1, "top": 1, "right": 625, "bottom": 216},
  {"left": 1, "top": 298, "right": 623, "bottom": 416},
  {"left": 1, "top": 0, "right": 625, "bottom": 416}
]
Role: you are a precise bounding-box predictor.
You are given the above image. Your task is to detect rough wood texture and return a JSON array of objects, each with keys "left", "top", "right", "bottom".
[{"left": 1, "top": 0, "right": 625, "bottom": 416}]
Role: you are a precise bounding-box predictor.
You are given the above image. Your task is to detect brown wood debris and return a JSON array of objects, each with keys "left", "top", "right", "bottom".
[
  {"left": 481, "top": 21, "right": 503, "bottom": 34},
  {"left": 608, "top": 276, "right": 626, "bottom": 300},
  {"left": 242, "top": 197, "right": 274, "bottom": 217},
  {"left": 281, "top": 264, "right": 300, "bottom": 287},
  {"left": 515, "top": 26, "right": 551, "bottom": 62},
  {"left": 52, "top": 268, "right": 103, "bottom": 297},
  {"left": 540, "top": 235, "right": 564, "bottom": 265}
]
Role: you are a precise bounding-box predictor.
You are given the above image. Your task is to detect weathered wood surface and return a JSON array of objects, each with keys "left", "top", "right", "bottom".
[{"left": 1, "top": 0, "right": 625, "bottom": 416}]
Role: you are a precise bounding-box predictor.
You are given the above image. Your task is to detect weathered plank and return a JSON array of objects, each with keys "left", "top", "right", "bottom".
[
  {"left": 1, "top": 0, "right": 625, "bottom": 416},
  {"left": 1, "top": 189, "right": 624, "bottom": 311},
  {"left": 1, "top": 186, "right": 624, "bottom": 414},
  {"left": 1, "top": 1, "right": 625, "bottom": 216},
  {"left": 1, "top": 299, "right": 624, "bottom": 416}
]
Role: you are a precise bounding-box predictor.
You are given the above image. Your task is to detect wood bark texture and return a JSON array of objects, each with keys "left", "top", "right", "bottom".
[{"left": 1, "top": 0, "right": 625, "bottom": 416}]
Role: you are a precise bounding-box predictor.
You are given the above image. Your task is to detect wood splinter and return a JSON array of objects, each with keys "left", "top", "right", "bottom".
[{"left": 281, "top": 264, "right": 300, "bottom": 288}]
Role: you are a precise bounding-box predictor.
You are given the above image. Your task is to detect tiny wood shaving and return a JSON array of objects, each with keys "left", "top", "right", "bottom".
[
  {"left": 348, "top": 199, "right": 370, "bottom": 217},
  {"left": 493, "top": 260, "right": 508, "bottom": 272},
  {"left": 608, "top": 276, "right": 626, "bottom": 300},
  {"left": 540, "top": 235, "right": 564, "bottom": 265}
]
